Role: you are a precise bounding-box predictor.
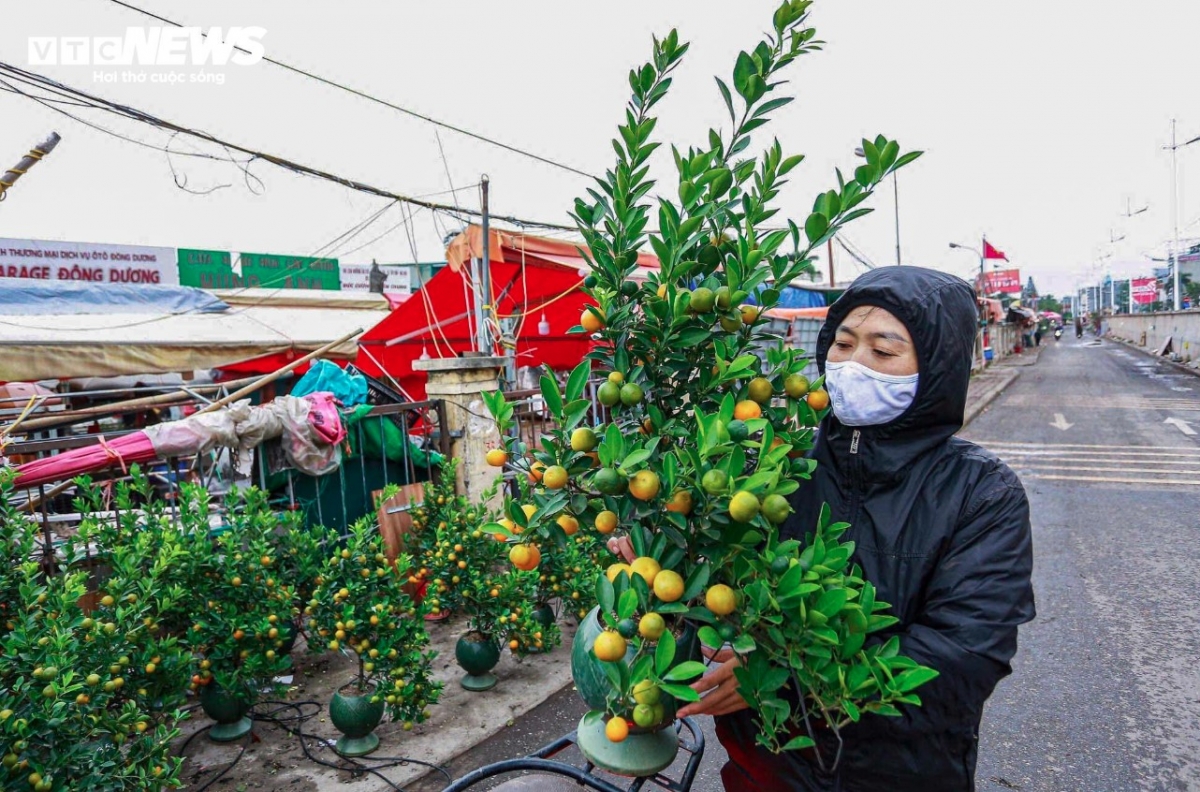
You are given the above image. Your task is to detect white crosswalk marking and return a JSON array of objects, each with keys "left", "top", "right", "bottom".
[{"left": 974, "top": 440, "right": 1200, "bottom": 488}]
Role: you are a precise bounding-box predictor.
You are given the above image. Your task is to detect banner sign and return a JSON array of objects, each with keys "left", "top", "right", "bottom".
[
  {"left": 1131, "top": 277, "right": 1157, "bottom": 305},
  {"left": 340, "top": 263, "right": 412, "bottom": 294},
  {"left": 0, "top": 238, "right": 179, "bottom": 286},
  {"left": 979, "top": 268, "right": 1021, "bottom": 294},
  {"left": 238, "top": 252, "right": 340, "bottom": 290},
  {"left": 176, "top": 248, "right": 245, "bottom": 289}
]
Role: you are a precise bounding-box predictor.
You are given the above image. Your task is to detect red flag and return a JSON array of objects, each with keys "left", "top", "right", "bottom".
[{"left": 983, "top": 240, "right": 1009, "bottom": 261}]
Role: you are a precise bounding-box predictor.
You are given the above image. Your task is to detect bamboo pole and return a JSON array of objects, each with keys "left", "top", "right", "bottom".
[
  {"left": 196, "top": 328, "right": 363, "bottom": 415},
  {"left": 0, "top": 132, "right": 61, "bottom": 201},
  {"left": 2, "top": 376, "right": 262, "bottom": 435}
]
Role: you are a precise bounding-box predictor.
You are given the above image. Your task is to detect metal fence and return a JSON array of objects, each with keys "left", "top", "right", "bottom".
[{"left": 3, "top": 397, "right": 450, "bottom": 561}]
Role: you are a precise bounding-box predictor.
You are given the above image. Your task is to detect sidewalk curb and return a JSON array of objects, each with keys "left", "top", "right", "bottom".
[
  {"left": 1107, "top": 336, "right": 1200, "bottom": 380},
  {"left": 963, "top": 368, "right": 1021, "bottom": 428}
]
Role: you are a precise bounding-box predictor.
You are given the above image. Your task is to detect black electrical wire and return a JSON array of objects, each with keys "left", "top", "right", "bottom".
[
  {"left": 177, "top": 698, "right": 453, "bottom": 792},
  {"left": 0, "top": 62, "right": 577, "bottom": 232},
  {"left": 105, "top": 0, "right": 595, "bottom": 180}
]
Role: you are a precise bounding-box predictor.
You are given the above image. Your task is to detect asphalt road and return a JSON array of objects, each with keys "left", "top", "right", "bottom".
[
  {"left": 965, "top": 336, "right": 1200, "bottom": 792},
  {"left": 421, "top": 336, "right": 1200, "bottom": 792}
]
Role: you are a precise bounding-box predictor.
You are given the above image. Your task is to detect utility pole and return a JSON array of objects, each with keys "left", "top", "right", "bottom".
[
  {"left": 1171, "top": 120, "right": 1180, "bottom": 312},
  {"left": 0, "top": 132, "right": 61, "bottom": 202},
  {"left": 1164, "top": 120, "right": 1200, "bottom": 311},
  {"left": 893, "top": 172, "right": 902, "bottom": 266},
  {"left": 826, "top": 238, "right": 835, "bottom": 287},
  {"left": 476, "top": 175, "right": 493, "bottom": 354}
]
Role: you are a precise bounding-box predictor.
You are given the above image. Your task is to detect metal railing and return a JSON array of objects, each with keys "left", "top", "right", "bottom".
[{"left": 3, "top": 398, "right": 450, "bottom": 556}]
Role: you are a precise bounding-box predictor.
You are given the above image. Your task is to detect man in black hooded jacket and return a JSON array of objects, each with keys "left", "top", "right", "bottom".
[{"left": 679, "top": 266, "right": 1036, "bottom": 791}]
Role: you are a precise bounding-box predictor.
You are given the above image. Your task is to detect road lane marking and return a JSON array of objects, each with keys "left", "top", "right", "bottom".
[
  {"left": 988, "top": 450, "right": 1200, "bottom": 460},
  {"left": 1049, "top": 413, "right": 1073, "bottom": 430},
  {"left": 1012, "top": 465, "right": 1200, "bottom": 475},
  {"left": 1016, "top": 473, "right": 1200, "bottom": 486},
  {"left": 974, "top": 441, "right": 1200, "bottom": 451},
  {"left": 1165, "top": 417, "right": 1198, "bottom": 436}
]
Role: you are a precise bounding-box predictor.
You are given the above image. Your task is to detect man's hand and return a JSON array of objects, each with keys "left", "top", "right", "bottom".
[{"left": 676, "top": 653, "right": 749, "bottom": 718}]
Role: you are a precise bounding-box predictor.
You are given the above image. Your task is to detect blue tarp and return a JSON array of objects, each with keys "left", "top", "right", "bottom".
[
  {"left": 0, "top": 279, "right": 228, "bottom": 315},
  {"left": 745, "top": 285, "right": 827, "bottom": 309},
  {"left": 291, "top": 359, "right": 368, "bottom": 407}
]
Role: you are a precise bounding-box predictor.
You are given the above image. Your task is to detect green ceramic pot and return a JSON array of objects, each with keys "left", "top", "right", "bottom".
[
  {"left": 532, "top": 602, "right": 556, "bottom": 628},
  {"left": 329, "top": 683, "right": 386, "bottom": 757},
  {"left": 199, "top": 682, "right": 252, "bottom": 742},
  {"left": 455, "top": 631, "right": 500, "bottom": 692},
  {"left": 575, "top": 713, "right": 679, "bottom": 778},
  {"left": 571, "top": 606, "right": 701, "bottom": 721},
  {"left": 277, "top": 621, "right": 298, "bottom": 655}
]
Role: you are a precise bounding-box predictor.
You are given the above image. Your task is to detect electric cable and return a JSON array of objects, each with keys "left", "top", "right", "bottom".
[
  {"left": 0, "top": 62, "right": 577, "bottom": 231},
  {"left": 105, "top": 0, "right": 595, "bottom": 180}
]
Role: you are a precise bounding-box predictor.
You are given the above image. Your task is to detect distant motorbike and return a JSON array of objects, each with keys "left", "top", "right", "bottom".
[{"left": 1054, "top": 327, "right": 1063, "bottom": 341}]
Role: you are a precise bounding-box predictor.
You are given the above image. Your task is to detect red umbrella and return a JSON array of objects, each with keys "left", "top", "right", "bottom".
[{"left": 12, "top": 432, "right": 157, "bottom": 490}]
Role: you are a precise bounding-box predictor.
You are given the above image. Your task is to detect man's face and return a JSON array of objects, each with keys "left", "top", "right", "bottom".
[{"left": 826, "top": 305, "right": 919, "bottom": 377}]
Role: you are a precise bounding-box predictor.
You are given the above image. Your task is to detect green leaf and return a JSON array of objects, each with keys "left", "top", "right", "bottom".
[
  {"left": 663, "top": 661, "right": 707, "bottom": 682},
  {"left": 804, "top": 212, "right": 829, "bottom": 244},
  {"left": 715, "top": 77, "right": 735, "bottom": 121},
  {"left": 894, "top": 150, "right": 924, "bottom": 169},
  {"left": 566, "top": 361, "right": 590, "bottom": 403},
  {"left": 540, "top": 374, "right": 563, "bottom": 420},
  {"left": 733, "top": 51, "right": 757, "bottom": 98},
  {"left": 815, "top": 588, "right": 848, "bottom": 618},
  {"left": 681, "top": 561, "right": 711, "bottom": 602},
  {"left": 783, "top": 734, "right": 816, "bottom": 751},
  {"left": 751, "top": 96, "right": 794, "bottom": 120},
  {"left": 597, "top": 574, "right": 615, "bottom": 616},
  {"left": 618, "top": 588, "right": 639, "bottom": 621},
  {"left": 659, "top": 682, "right": 701, "bottom": 702},
  {"left": 655, "top": 630, "right": 677, "bottom": 675},
  {"left": 732, "top": 633, "right": 756, "bottom": 653},
  {"left": 698, "top": 625, "right": 724, "bottom": 649},
  {"left": 895, "top": 666, "right": 940, "bottom": 693}
]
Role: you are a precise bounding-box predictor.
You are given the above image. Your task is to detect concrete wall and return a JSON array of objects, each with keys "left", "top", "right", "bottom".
[{"left": 1108, "top": 312, "right": 1200, "bottom": 363}]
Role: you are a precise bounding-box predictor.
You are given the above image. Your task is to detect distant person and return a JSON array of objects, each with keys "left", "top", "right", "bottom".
[
  {"left": 368, "top": 260, "right": 387, "bottom": 294},
  {"left": 1075, "top": 317, "right": 1083, "bottom": 338},
  {"left": 1034, "top": 325, "right": 1043, "bottom": 347}
]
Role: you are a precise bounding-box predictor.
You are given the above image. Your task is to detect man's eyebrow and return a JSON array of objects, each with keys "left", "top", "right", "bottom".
[{"left": 836, "top": 324, "right": 910, "bottom": 344}]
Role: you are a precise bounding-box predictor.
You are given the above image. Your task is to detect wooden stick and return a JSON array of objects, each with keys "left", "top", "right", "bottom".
[
  {"left": 196, "top": 328, "right": 364, "bottom": 415},
  {"left": 3, "top": 376, "right": 262, "bottom": 435}
]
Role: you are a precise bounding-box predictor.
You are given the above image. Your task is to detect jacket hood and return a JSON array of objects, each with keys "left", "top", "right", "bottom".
[{"left": 815, "top": 266, "right": 978, "bottom": 475}]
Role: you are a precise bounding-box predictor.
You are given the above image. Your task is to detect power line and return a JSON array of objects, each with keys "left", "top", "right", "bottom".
[
  {"left": 0, "top": 63, "right": 576, "bottom": 232},
  {"left": 105, "top": 0, "right": 595, "bottom": 180}
]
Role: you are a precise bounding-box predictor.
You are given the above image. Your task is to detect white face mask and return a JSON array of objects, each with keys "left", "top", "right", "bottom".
[{"left": 824, "top": 360, "right": 919, "bottom": 427}]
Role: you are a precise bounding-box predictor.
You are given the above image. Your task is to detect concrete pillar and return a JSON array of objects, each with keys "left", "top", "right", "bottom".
[{"left": 413, "top": 355, "right": 506, "bottom": 509}]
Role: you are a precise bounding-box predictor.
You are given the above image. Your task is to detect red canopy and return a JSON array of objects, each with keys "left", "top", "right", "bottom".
[{"left": 356, "top": 226, "right": 641, "bottom": 399}]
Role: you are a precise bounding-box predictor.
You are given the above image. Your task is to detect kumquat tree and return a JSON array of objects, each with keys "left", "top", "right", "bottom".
[{"left": 483, "top": 0, "right": 938, "bottom": 769}]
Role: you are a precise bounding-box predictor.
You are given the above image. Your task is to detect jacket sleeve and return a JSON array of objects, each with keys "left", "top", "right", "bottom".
[{"left": 892, "top": 466, "right": 1035, "bottom": 734}]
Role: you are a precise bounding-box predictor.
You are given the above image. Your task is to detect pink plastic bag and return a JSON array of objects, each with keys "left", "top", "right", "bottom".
[{"left": 304, "top": 392, "right": 346, "bottom": 446}]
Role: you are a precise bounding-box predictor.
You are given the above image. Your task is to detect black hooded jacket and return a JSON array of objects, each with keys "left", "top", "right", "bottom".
[{"left": 716, "top": 266, "right": 1036, "bottom": 792}]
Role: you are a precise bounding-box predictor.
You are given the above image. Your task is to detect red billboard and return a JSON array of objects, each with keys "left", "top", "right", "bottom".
[
  {"left": 1131, "top": 277, "right": 1157, "bottom": 305},
  {"left": 978, "top": 268, "right": 1021, "bottom": 294}
]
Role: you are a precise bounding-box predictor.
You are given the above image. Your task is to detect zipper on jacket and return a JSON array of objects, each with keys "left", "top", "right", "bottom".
[{"left": 846, "top": 430, "right": 863, "bottom": 525}]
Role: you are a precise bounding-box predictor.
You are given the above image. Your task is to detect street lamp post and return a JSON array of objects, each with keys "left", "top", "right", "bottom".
[
  {"left": 855, "top": 147, "right": 901, "bottom": 265},
  {"left": 950, "top": 242, "right": 987, "bottom": 368}
]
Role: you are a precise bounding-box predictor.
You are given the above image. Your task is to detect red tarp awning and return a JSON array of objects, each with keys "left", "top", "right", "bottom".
[{"left": 356, "top": 226, "right": 655, "bottom": 399}]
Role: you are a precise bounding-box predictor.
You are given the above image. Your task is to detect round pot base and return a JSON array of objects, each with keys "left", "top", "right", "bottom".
[
  {"left": 460, "top": 672, "right": 498, "bottom": 692},
  {"left": 576, "top": 714, "right": 679, "bottom": 778},
  {"left": 208, "top": 715, "right": 252, "bottom": 743},
  {"left": 335, "top": 731, "right": 380, "bottom": 757}
]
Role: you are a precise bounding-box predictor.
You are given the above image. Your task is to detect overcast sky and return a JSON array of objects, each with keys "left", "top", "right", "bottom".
[{"left": 2, "top": 0, "right": 1198, "bottom": 298}]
